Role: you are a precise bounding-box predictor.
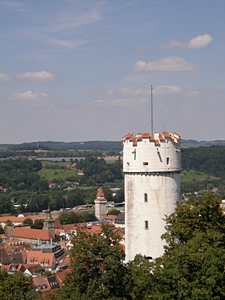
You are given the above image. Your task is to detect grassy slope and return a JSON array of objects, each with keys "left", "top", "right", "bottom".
[
  {"left": 39, "top": 160, "right": 220, "bottom": 184},
  {"left": 180, "top": 170, "right": 219, "bottom": 183},
  {"left": 38, "top": 160, "right": 77, "bottom": 181}
]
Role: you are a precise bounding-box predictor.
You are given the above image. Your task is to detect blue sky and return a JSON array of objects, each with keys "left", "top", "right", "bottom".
[{"left": 1, "top": 0, "right": 225, "bottom": 143}]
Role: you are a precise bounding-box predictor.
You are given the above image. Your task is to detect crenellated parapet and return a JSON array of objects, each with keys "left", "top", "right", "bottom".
[{"left": 123, "top": 131, "right": 181, "bottom": 146}]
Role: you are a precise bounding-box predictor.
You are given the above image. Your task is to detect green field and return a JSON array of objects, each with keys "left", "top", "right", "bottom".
[
  {"left": 39, "top": 160, "right": 220, "bottom": 184},
  {"left": 38, "top": 160, "right": 77, "bottom": 182},
  {"left": 181, "top": 170, "right": 219, "bottom": 182}
]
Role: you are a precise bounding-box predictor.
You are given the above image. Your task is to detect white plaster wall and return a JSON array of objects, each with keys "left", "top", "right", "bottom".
[
  {"left": 125, "top": 172, "right": 180, "bottom": 261},
  {"left": 123, "top": 138, "right": 181, "bottom": 173},
  {"left": 123, "top": 134, "right": 181, "bottom": 261}
]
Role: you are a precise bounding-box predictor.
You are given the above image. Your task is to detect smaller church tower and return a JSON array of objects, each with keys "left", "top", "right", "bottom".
[
  {"left": 94, "top": 187, "right": 107, "bottom": 222},
  {"left": 43, "top": 207, "right": 55, "bottom": 241}
]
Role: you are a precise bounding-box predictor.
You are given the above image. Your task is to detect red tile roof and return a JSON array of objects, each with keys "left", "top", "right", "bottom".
[
  {"left": 12, "top": 228, "right": 53, "bottom": 241},
  {"left": 27, "top": 251, "right": 55, "bottom": 268},
  {"left": 0, "top": 216, "right": 26, "bottom": 223},
  {"left": 123, "top": 131, "right": 181, "bottom": 146},
  {"left": 95, "top": 187, "right": 107, "bottom": 201}
]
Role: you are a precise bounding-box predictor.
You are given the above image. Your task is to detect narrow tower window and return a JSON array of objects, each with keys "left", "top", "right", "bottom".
[
  {"left": 145, "top": 220, "right": 149, "bottom": 230},
  {"left": 143, "top": 162, "right": 148, "bottom": 165},
  {"left": 144, "top": 193, "right": 148, "bottom": 202},
  {"left": 132, "top": 149, "right": 136, "bottom": 160},
  {"left": 167, "top": 157, "right": 170, "bottom": 165}
]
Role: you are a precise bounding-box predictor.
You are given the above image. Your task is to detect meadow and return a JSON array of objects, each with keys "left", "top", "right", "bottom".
[{"left": 180, "top": 170, "right": 219, "bottom": 182}]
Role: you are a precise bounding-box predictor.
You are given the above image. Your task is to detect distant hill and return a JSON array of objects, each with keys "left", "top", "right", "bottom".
[
  {"left": 0, "top": 139, "right": 225, "bottom": 151},
  {"left": 0, "top": 141, "right": 123, "bottom": 151},
  {"left": 181, "top": 139, "right": 225, "bottom": 148}
]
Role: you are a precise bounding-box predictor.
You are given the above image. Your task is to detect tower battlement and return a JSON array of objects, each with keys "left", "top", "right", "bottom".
[{"left": 123, "top": 131, "right": 181, "bottom": 146}]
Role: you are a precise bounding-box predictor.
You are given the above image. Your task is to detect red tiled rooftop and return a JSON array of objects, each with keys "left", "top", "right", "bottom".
[{"left": 13, "top": 227, "right": 53, "bottom": 241}]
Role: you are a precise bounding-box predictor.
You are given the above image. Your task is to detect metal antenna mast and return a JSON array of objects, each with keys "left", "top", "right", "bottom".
[{"left": 151, "top": 85, "right": 153, "bottom": 136}]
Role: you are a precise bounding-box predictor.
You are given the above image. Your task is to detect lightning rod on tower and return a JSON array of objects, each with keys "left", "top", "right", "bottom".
[{"left": 151, "top": 85, "right": 153, "bottom": 136}]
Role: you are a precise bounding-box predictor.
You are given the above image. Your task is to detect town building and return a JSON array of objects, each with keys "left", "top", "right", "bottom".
[
  {"left": 43, "top": 207, "right": 55, "bottom": 240},
  {"left": 94, "top": 187, "right": 107, "bottom": 222},
  {"left": 12, "top": 227, "right": 53, "bottom": 244},
  {"left": 28, "top": 242, "right": 65, "bottom": 271},
  {"left": 123, "top": 132, "right": 181, "bottom": 261}
]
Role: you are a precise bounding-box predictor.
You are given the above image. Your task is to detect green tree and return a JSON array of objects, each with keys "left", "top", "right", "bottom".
[
  {"left": 0, "top": 271, "right": 42, "bottom": 300},
  {"left": 57, "top": 224, "right": 131, "bottom": 299},
  {"left": 0, "top": 194, "right": 12, "bottom": 214},
  {"left": 147, "top": 194, "right": 225, "bottom": 300},
  {"left": 23, "top": 217, "right": 33, "bottom": 226},
  {"left": 128, "top": 255, "right": 153, "bottom": 300},
  {"left": 162, "top": 194, "right": 225, "bottom": 251},
  {"left": 31, "top": 219, "right": 44, "bottom": 229},
  {"left": 0, "top": 224, "right": 4, "bottom": 234},
  {"left": 108, "top": 208, "right": 120, "bottom": 216}
]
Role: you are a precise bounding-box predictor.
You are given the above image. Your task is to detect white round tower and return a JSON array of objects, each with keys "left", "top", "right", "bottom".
[{"left": 123, "top": 131, "right": 181, "bottom": 261}]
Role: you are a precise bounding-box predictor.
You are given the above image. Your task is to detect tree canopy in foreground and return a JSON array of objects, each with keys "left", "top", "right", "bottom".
[
  {"left": 50, "top": 224, "right": 131, "bottom": 300},
  {"left": 49, "top": 195, "right": 225, "bottom": 300}
]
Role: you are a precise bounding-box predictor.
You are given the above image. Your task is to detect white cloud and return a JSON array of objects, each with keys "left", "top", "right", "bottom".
[
  {"left": 16, "top": 71, "right": 55, "bottom": 82},
  {"left": 132, "top": 46, "right": 147, "bottom": 53},
  {"left": 133, "top": 56, "right": 200, "bottom": 72},
  {"left": 48, "top": 38, "right": 87, "bottom": 48},
  {"left": 159, "top": 34, "right": 213, "bottom": 49},
  {"left": 186, "top": 88, "right": 214, "bottom": 97},
  {"left": 187, "top": 34, "right": 213, "bottom": 49},
  {"left": 92, "top": 97, "right": 148, "bottom": 107},
  {"left": 10, "top": 90, "right": 51, "bottom": 100},
  {"left": 89, "top": 86, "right": 181, "bottom": 98},
  {"left": 45, "top": 8, "right": 101, "bottom": 33},
  {"left": 0, "top": 73, "right": 12, "bottom": 82},
  {"left": 155, "top": 86, "right": 181, "bottom": 95}
]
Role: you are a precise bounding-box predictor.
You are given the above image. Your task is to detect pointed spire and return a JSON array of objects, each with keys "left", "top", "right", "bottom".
[
  {"left": 95, "top": 187, "right": 107, "bottom": 201},
  {"left": 45, "top": 206, "right": 54, "bottom": 222}
]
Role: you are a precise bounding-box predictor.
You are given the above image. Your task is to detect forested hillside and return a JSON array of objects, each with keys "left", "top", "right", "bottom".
[
  {"left": 1, "top": 138, "right": 225, "bottom": 152},
  {"left": 182, "top": 146, "right": 225, "bottom": 179}
]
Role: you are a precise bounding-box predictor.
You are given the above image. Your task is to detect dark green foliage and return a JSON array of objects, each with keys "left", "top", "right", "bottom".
[
  {"left": 0, "top": 194, "right": 13, "bottom": 214},
  {"left": 31, "top": 219, "right": 44, "bottom": 229},
  {"left": 58, "top": 211, "right": 97, "bottom": 225},
  {"left": 23, "top": 217, "right": 33, "bottom": 226},
  {"left": 147, "top": 194, "right": 225, "bottom": 299},
  {"left": 27, "top": 193, "right": 50, "bottom": 213},
  {"left": 162, "top": 194, "right": 225, "bottom": 248},
  {"left": 182, "top": 146, "right": 225, "bottom": 179},
  {"left": 108, "top": 208, "right": 120, "bottom": 215},
  {"left": 57, "top": 224, "right": 131, "bottom": 299},
  {"left": 113, "top": 187, "right": 124, "bottom": 203},
  {"left": 66, "top": 188, "right": 86, "bottom": 207},
  {"left": 128, "top": 255, "right": 153, "bottom": 300},
  {"left": 0, "top": 271, "right": 42, "bottom": 299},
  {"left": 0, "top": 158, "right": 46, "bottom": 192},
  {"left": 0, "top": 224, "right": 4, "bottom": 234},
  {"left": 76, "top": 156, "right": 123, "bottom": 185}
]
